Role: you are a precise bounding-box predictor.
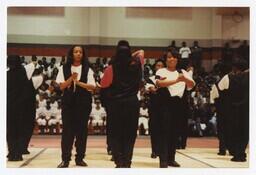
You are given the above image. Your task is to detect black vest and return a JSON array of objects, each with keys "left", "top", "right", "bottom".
[
  {"left": 61, "top": 64, "right": 92, "bottom": 106},
  {"left": 228, "top": 73, "right": 248, "bottom": 106},
  {"left": 109, "top": 57, "right": 142, "bottom": 99}
]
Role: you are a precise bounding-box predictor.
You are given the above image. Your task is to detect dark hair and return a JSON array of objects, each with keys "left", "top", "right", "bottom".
[
  {"left": 232, "top": 58, "right": 247, "bottom": 71},
  {"left": 113, "top": 40, "right": 132, "bottom": 68},
  {"left": 66, "top": 45, "right": 89, "bottom": 67},
  {"left": 165, "top": 49, "right": 180, "bottom": 60},
  {"left": 7, "top": 55, "right": 22, "bottom": 70},
  {"left": 32, "top": 55, "right": 37, "bottom": 62},
  {"left": 51, "top": 57, "right": 56, "bottom": 63},
  {"left": 154, "top": 59, "right": 166, "bottom": 68},
  {"left": 117, "top": 40, "right": 131, "bottom": 50}
]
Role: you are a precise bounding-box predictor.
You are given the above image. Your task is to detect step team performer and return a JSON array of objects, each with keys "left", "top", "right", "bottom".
[
  {"left": 145, "top": 59, "right": 166, "bottom": 158},
  {"left": 156, "top": 50, "right": 195, "bottom": 168},
  {"left": 56, "top": 45, "right": 96, "bottom": 168},
  {"left": 100, "top": 40, "right": 144, "bottom": 168}
]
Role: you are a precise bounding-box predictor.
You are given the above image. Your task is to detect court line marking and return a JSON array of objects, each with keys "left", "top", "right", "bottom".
[
  {"left": 176, "top": 150, "right": 216, "bottom": 168},
  {"left": 19, "top": 148, "right": 47, "bottom": 168}
]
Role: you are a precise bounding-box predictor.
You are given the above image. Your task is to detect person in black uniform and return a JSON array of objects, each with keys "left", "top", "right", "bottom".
[
  {"left": 20, "top": 62, "right": 44, "bottom": 155},
  {"left": 7, "top": 55, "right": 28, "bottom": 161},
  {"left": 145, "top": 59, "right": 165, "bottom": 158},
  {"left": 56, "top": 45, "right": 96, "bottom": 168},
  {"left": 156, "top": 51, "right": 195, "bottom": 168},
  {"left": 100, "top": 57, "right": 114, "bottom": 160},
  {"left": 100, "top": 40, "right": 143, "bottom": 168},
  {"left": 217, "top": 59, "right": 249, "bottom": 162},
  {"left": 210, "top": 63, "right": 230, "bottom": 156}
]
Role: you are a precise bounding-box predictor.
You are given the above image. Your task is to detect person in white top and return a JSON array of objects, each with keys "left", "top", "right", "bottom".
[
  {"left": 138, "top": 104, "right": 149, "bottom": 135},
  {"left": 37, "top": 94, "right": 47, "bottom": 108},
  {"left": 156, "top": 50, "right": 195, "bottom": 168},
  {"left": 90, "top": 101, "right": 106, "bottom": 127},
  {"left": 179, "top": 42, "right": 191, "bottom": 69},
  {"left": 56, "top": 45, "right": 96, "bottom": 168},
  {"left": 48, "top": 106, "right": 59, "bottom": 134},
  {"left": 36, "top": 107, "right": 47, "bottom": 134}
]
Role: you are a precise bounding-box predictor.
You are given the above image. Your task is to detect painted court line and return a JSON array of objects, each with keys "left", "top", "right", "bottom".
[
  {"left": 176, "top": 150, "right": 216, "bottom": 168},
  {"left": 19, "top": 148, "right": 47, "bottom": 168}
]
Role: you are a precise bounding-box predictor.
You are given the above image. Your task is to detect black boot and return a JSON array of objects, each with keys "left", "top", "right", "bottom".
[
  {"left": 160, "top": 161, "right": 168, "bottom": 168},
  {"left": 151, "top": 152, "right": 157, "bottom": 159},
  {"left": 75, "top": 159, "right": 88, "bottom": 167},
  {"left": 217, "top": 150, "right": 226, "bottom": 156},
  {"left": 57, "top": 161, "right": 69, "bottom": 168},
  {"left": 8, "top": 154, "right": 23, "bottom": 161},
  {"left": 22, "top": 150, "right": 30, "bottom": 155},
  {"left": 168, "top": 161, "right": 181, "bottom": 167}
]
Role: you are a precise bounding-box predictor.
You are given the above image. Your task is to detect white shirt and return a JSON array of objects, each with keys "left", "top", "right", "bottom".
[
  {"left": 210, "top": 74, "right": 229, "bottom": 103},
  {"left": 38, "top": 99, "right": 47, "bottom": 108},
  {"left": 56, "top": 65, "right": 96, "bottom": 86},
  {"left": 36, "top": 106, "right": 45, "bottom": 119},
  {"left": 24, "top": 62, "right": 35, "bottom": 80},
  {"left": 156, "top": 68, "right": 195, "bottom": 98},
  {"left": 179, "top": 47, "right": 191, "bottom": 59},
  {"left": 32, "top": 75, "right": 44, "bottom": 89},
  {"left": 140, "top": 107, "right": 148, "bottom": 117},
  {"left": 90, "top": 106, "right": 106, "bottom": 120},
  {"left": 90, "top": 106, "right": 106, "bottom": 126},
  {"left": 145, "top": 76, "right": 156, "bottom": 91},
  {"left": 50, "top": 101, "right": 58, "bottom": 109},
  {"left": 218, "top": 74, "right": 229, "bottom": 91},
  {"left": 210, "top": 84, "right": 219, "bottom": 104}
]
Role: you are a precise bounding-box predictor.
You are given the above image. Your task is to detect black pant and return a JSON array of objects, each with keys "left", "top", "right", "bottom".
[
  {"left": 61, "top": 104, "right": 91, "bottom": 162},
  {"left": 159, "top": 97, "right": 184, "bottom": 163},
  {"left": 108, "top": 95, "right": 139, "bottom": 167},
  {"left": 21, "top": 99, "right": 36, "bottom": 152},
  {"left": 216, "top": 115, "right": 226, "bottom": 153},
  {"left": 7, "top": 104, "right": 23, "bottom": 157},
  {"left": 148, "top": 104, "right": 161, "bottom": 155},
  {"left": 228, "top": 105, "right": 249, "bottom": 158}
]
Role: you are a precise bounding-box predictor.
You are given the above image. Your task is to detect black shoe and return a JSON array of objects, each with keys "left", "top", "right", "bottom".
[
  {"left": 181, "top": 146, "right": 186, "bottom": 149},
  {"left": 160, "top": 162, "right": 168, "bottom": 168},
  {"left": 107, "top": 150, "right": 112, "bottom": 155},
  {"left": 22, "top": 150, "right": 30, "bottom": 155},
  {"left": 75, "top": 160, "right": 88, "bottom": 167},
  {"left": 231, "top": 157, "right": 246, "bottom": 162},
  {"left": 168, "top": 161, "right": 180, "bottom": 167},
  {"left": 151, "top": 152, "right": 157, "bottom": 159},
  {"left": 57, "top": 161, "right": 69, "bottom": 168},
  {"left": 217, "top": 150, "right": 226, "bottom": 156},
  {"left": 123, "top": 164, "right": 131, "bottom": 168},
  {"left": 8, "top": 155, "right": 23, "bottom": 161},
  {"left": 115, "top": 165, "right": 122, "bottom": 168}
]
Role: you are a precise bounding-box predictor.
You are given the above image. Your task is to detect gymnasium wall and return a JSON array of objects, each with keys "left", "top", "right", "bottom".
[{"left": 7, "top": 7, "right": 249, "bottom": 71}]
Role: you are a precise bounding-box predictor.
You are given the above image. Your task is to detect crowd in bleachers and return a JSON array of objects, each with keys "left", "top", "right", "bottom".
[{"left": 19, "top": 40, "right": 249, "bottom": 137}]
